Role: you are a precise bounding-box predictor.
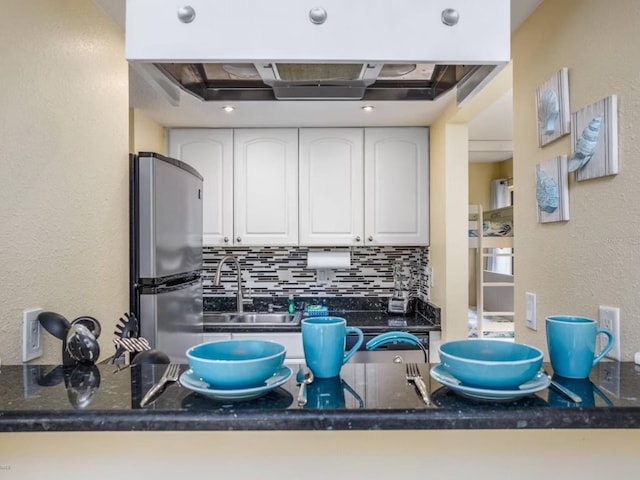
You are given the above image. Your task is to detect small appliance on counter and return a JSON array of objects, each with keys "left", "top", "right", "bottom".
[
  {"left": 388, "top": 293, "right": 412, "bottom": 315},
  {"left": 387, "top": 261, "right": 415, "bottom": 315}
]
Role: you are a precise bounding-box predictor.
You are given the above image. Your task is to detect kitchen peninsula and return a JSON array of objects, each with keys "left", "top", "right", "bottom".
[{"left": 1, "top": 362, "right": 639, "bottom": 432}]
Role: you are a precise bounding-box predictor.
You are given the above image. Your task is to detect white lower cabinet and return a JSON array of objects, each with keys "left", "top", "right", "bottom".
[{"left": 230, "top": 332, "right": 304, "bottom": 363}]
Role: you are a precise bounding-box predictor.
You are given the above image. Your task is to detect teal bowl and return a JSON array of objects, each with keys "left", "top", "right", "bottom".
[
  {"left": 438, "top": 340, "right": 543, "bottom": 389},
  {"left": 186, "top": 340, "right": 286, "bottom": 389}
]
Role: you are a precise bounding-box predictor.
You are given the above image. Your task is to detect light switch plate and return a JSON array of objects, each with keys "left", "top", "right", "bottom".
[
  {"left": 22, "top": 308, "right": 43, "bottom": 362},
  {"left": 525, "top": 292, "right": 537, "bottom": 330}
]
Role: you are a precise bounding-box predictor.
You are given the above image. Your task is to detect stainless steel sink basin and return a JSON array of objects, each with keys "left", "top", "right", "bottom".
[{"left": 204, "top": 311, "right": 301, "bottom": 326}]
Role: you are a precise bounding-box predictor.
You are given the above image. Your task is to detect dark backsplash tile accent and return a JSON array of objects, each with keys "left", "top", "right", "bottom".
[{"left": 203, "top": 245, "right": 430, "bottom": 299}]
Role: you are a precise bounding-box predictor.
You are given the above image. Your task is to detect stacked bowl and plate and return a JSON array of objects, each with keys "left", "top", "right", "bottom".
[
  {"left": 430, "top": 339, "right": 549, "bottom": 402},
  {"left": 179, "top": 340, "right": 292, "bottom": 401}
]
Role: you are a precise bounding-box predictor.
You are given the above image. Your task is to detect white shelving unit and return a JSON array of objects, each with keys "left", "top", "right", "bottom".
[{"left": 469, "top": 205, "right": 514, "bottom": 339}]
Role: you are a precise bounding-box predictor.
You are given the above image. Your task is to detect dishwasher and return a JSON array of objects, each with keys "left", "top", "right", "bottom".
[{"left": 346, "top": 332, "right": 429, "bottom": 364}]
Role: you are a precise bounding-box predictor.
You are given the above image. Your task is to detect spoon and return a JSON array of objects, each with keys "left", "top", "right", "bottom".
[
  {"left": 65, "top": 324, "right": 100, "bottom": 364},
  {"left": 297, "top": 368, "right": 314, "bottom": 406},
  {"left": 543, "top": 369, "right": 582, "bottom": 403},
  {"left": 38, "top": 311, "right": 71, "bottom": 340}
]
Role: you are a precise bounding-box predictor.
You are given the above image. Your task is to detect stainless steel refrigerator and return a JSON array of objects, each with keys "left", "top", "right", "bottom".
[{"left": 130, "top": 152, "right": 204, "bottom": 362}]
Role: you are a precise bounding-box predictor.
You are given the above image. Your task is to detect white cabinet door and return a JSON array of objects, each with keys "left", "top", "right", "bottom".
[
  {"left": 168, "top": 129, "right": 234, "bottom": 246},
  {"left": 230, "top": 332, "right": 304, "bottom": 362},
  {"left": 299, "top": 128, "right": 364, "bottom": 246},
  {"left": 364, "top": 127, "right": 430, "bottom": 245},
  {"left": 233, "top": 129, "right": 299, "bottom": 246}
]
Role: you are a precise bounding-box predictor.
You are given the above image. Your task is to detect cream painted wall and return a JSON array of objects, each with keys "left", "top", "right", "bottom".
[
  {"left": 129, "top": 108, "right": 167, "bottom": 154},
  {"left": 0, "top": 0, "right": 129, "bottom": 364},
  {"left": 512, "top": 0, "right": 640, "bottom": 360},
  {"left": 469, "top": 162, "right": 502, "bottom": 211},
  {"left": 429, "top": 63, "right": 513, "bottom": 342},
  {"left": 1, "top": 430, "right": 640, "bottom": 479}
]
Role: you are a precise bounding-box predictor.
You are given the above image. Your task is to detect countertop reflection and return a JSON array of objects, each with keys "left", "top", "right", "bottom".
[{"left": 1, "top": 362, "right": 639, "bottom": 432}]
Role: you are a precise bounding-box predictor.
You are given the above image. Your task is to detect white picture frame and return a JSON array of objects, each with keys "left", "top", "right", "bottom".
[
  {"left": 535, "top": 68, "right": 571, "bottom": 147},
  {"left": 570, "top": 95, "right": 618, "bottom": 181},
  {"left": 536, "top": 155, "right": 570, "bottom": 224}
]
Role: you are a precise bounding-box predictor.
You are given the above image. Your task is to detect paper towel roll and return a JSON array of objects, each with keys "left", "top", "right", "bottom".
[{"left": 307, "top": 251, "right": 351, "bottom": 269}]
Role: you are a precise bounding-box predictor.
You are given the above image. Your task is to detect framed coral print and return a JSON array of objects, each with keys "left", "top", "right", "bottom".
[
  {"left": 570, "top": 95, "right": 618, "bottom": 181},
  {"left": 536, "top": 155, "right": 570, "bottom": 224},
  {"left": 535, "top": 68, "right": 570, "bottom": 147}
]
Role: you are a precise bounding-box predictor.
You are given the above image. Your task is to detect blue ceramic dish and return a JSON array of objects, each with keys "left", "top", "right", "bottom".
[
  {"left": 186, "top": 340, "right": 286, "bottom": 389},
  {"left": 438, "top": 339, "right": 543, "bottom": 389}
]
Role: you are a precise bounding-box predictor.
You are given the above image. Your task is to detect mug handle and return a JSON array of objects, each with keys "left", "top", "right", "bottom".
[
  {"left": 592, "top": 328, "right": 614, "bottom": 366},
  {"left": 343, "top": 327, "right": 364, "bottom": 364},
  {"left": 341, "top": 379, "right": 364, "bottom": 409}
]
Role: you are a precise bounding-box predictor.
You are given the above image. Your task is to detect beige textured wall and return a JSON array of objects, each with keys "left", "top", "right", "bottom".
[
  {"left": 0, "top": 1, "right": 129, "bottom": 364},
  {"left": 1, "top": 430, "right": 640, "bottom": 478},
  {"left": 513, "top": 0, "right": 640, "bottom": 360},
  {"left": 130, "top": 108, "right": 167, "bottom": 154}
]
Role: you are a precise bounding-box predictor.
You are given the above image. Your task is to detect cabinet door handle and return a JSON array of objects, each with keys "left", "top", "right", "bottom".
[
  {"left": 368, "top": 236, "right": 374, "bottom": 242},
  {"left": 223, "top": 237, "right": 229, "bottom": 243},
  {"left": 236, "top": 237, "right": 242, "bottom": 243},
  {"left": 355, "top": 236, "right": 361, "bottom": 242}
]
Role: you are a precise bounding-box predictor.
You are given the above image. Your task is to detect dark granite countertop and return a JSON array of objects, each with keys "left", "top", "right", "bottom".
[
  {"left": 203, "top": 296, "right": 441, "bottom": 334},
  {"left": 1, "top": 361, "right": 639, "bottom": 432},
  {"left": 203, "top": 310, "right": 440, "bottom": 334}
]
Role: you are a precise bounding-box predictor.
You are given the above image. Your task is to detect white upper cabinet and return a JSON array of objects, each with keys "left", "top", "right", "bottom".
[
  {"left": 233, "top": 129, "right": 299, "bottom": 246},
  {"left": 364, "top": 128, "right": 430, "bottom": 245},
  {"left": 127, "top": 0, "right": 510, "bottom": 64},
  {"left": 168, "top": 129, "right": 233, "bottom": 246},
  {"left": 299, "top": 129, "right": 364, "bottom": 246}
]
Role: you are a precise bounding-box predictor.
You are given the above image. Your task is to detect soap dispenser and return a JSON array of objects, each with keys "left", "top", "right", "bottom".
[{"left": 288, "top": 294, "right": 296, "bottom": 315}]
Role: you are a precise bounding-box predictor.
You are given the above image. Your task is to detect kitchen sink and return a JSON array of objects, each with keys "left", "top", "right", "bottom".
[{"left": 204, "top": 311, "right": 301, "bottom": 326}]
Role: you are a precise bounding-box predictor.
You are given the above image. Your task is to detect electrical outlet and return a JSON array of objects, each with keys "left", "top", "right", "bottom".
[
  {"left": 424, "top": 266, "right": 433, "bottom": 287},
  {"left": 599, "top": 306, "right": 621, "bottom": 361},
  {"left": 22, "top": 308, "right": 43, "bottom": 362},
  {"left": 525, "top": 292, "right": 537, "bottom": 330}
]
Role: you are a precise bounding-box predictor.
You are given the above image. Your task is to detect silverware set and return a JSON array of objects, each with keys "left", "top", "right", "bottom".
[
  {"left": 542, "top": 368, "right": 582, "bottom": 403},
  {"left": 296, "top": 365, "right": 314, "bottom": 406},
  {"left": 140, "top": 363, "right": 181, "bottom": 407},
  {"left": 405, "top": 362, "right": 433, "bottom": 406}
]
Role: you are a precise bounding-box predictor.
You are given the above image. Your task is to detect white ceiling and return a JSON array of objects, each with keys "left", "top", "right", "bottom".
[{"left": 95, "top": 0, "right": 542, "bottom": 159}]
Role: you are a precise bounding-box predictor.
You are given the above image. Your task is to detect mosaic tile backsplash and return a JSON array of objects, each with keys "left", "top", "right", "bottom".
[{"left": 203, "top": 246, "right": 430, "bottom": 299}]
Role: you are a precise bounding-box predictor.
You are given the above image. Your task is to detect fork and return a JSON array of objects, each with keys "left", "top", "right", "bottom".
[
  {"left": 406, "top": 363, "right": 432, "bottom": 406},
  {"left": 140, "top": 363, "right": 181, "bottom": 407}
]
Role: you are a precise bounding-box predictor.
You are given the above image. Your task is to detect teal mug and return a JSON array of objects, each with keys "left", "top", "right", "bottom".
[
  {"left": 305, "top": 376, "right": 364, "bottom": 409},
  {"left": 302, "top": 317, "right": 363, "bottom": 378},
  {"left": 546, "top": 315, "right": 614, "bottom": 379}
]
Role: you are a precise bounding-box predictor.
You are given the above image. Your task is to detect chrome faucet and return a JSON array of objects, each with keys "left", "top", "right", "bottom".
[{"left": 213, "top": 255, "right": 246, "bottom": 313}]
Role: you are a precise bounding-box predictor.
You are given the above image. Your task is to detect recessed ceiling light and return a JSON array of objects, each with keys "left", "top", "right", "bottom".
[
  {"left": 362, "top": 105, "right": 374, "bottom": 112},
  {"left": 222, "top": 105, "right": 235, "bottom": 112}
]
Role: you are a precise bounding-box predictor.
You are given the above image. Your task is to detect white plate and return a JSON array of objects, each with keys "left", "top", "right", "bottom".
[
  {"left": 430, "top": 364, "right": 550, "bottom": 402},
  {"left": 179, "top": 366, "right": 292, "bottom": 401}
]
